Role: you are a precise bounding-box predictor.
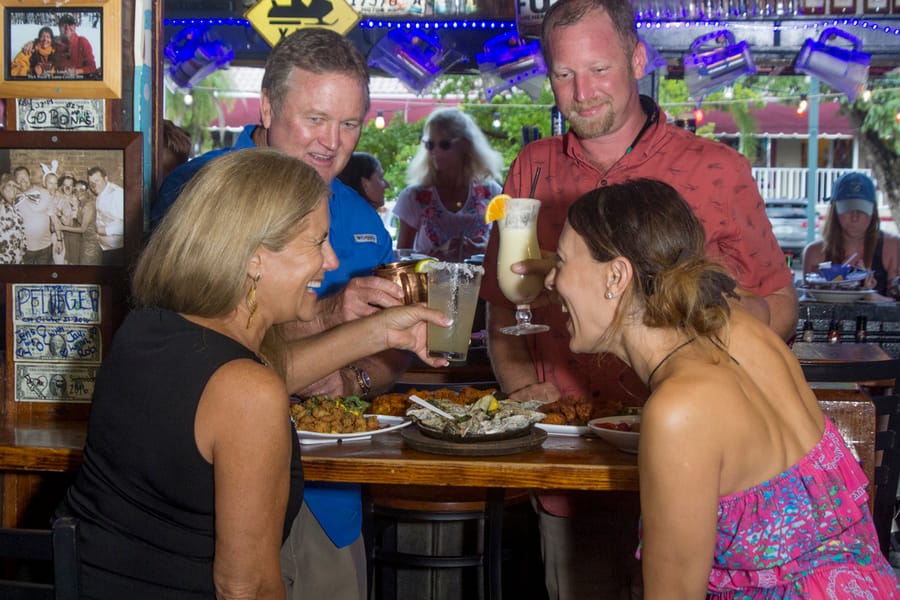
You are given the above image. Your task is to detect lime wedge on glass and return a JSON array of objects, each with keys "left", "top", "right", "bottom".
[{"left": 414, "top": 258, "right": 438, "bottom": 273}]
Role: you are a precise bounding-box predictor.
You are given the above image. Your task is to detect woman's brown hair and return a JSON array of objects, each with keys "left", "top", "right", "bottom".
[{"left": 567, "top": 178, "right": 737, "bottom": 349}]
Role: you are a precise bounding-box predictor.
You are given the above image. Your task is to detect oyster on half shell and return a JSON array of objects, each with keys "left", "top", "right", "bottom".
[{"left": 407, "top": 396, "right": 545, "bottom": 439}]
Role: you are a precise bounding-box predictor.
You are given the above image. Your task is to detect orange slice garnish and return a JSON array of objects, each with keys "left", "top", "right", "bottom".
[{"left": 485, "top": 194, "right": 510, "bottom": 224}]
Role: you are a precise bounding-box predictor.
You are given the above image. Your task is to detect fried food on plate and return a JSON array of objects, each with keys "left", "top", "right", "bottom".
[
  {"left": 291, "top": 395, "right": 379, "bottom": 434},
  {"left": 369, "top": 387, "right": 499, "bottom": 416}
]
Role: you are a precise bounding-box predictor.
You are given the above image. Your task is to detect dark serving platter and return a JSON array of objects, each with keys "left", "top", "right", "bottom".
[{"left": 413, "top": 421, "right": 534, "bottom": 444}]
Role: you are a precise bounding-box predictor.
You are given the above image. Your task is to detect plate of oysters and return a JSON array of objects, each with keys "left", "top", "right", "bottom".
[{"left": 406, "top": 393, "right": 546, "bottom": 443}]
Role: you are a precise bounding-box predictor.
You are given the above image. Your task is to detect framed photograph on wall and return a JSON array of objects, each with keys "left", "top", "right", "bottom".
[
  {"left": 0, "top": 131, "right": 142, "bottom": 279},
  {"left": 0, "top": 0, "right": 121, "bottom": 99}
]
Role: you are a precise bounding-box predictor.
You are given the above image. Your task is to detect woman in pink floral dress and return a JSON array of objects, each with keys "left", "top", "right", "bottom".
[
  {"left": 393, "top": 108, "right": 503, "bottom": 261},
  {"left": 546, "top": 178, "right": 898, "bottom": 599}
]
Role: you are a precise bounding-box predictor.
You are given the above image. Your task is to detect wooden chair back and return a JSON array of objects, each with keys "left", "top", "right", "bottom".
[{"left": 0, "top": 515, "right": 78, "bottom": 600}]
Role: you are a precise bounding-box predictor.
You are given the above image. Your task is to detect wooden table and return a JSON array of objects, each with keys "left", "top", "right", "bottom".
[
  {"left": 302, "top": 432, "right": 637, "bottom": 491},
  {"left": 0, "top": 389, "right": 876, "bottom": 526},
  {"left": 0, "top": 421, "right": 638, "bottom": 489},
  {"left": 792, "top": 342, "right": 897, "bottom": 391},
  {"left": 792, "top": 342, "right": 894, "bottom": 365}
]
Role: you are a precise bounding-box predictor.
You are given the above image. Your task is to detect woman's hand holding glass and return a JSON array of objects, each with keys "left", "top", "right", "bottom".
[{"left": 378, "top": 304, "right": 452, "bottom": 367}]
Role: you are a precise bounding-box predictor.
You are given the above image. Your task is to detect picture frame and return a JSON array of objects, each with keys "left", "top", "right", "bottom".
[
  {"left": 0, "top": 0, "right": 121, "bottom": 99},
  {"left": 0, "top": 131, "right": 142, "bottom": 279}
]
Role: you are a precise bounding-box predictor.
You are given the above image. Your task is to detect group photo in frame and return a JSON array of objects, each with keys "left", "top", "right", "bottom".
[
  {"left": 0, "top": 0, "right": 121, "bottom": 99},
  {"left": 0, "top": 131, "right": 141, "bottom": 279}
]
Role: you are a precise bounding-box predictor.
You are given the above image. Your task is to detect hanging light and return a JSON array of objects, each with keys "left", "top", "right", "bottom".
[
  {"left": 476, "top": 31, "right": 546, "bottom": 102},
  {"left": 492, "top": 112, "right": 501, "bottom": 129},
  {"left": 895, "top": 109, "right": 900, "bottom": 124},
  {"left": 862, "top": 89, "right": 872, "bottom": 102},
  {"left": 183, "top": 93, "right": 193, "bottom": 107},
  {"left": 793, "top": 27, "right": 870, "bottom": 102},
  {"left": 164, "top": 26, "right": 234, "bottom": 92},
  {"left": 375, "top": 111, "right": 385, "bottom": 130},
  {"left": 683, "top": 30, "right": 756, "bottom": 102},
  {"left": 796, "top": 94, "right": 808, "bottom": 116}
]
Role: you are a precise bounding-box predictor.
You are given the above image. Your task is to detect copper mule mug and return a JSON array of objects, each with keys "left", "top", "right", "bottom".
[{"left": 373, "top": 260, "right": 429, "bottom": 305}]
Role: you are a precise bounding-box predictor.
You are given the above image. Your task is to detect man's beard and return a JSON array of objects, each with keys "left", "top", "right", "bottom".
[{"left": 565, "top": 99, "right": 616, "bottom": 139}]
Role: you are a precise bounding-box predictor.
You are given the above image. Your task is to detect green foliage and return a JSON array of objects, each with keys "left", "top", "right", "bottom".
[
  {"left": 850, "top": 78, "right": 900, "bottom": 155},
  {"left": 355, "top": 117, "right": 422, "bottom": 193},
  {"left": 747, "top": 74, "right": 900, "bottom": 156},
  {"left": 163, "top": 71, "right": 234, "bottom": 155},
  {"left": 659, "top": 78, "right": 765, "bottom": 160}
]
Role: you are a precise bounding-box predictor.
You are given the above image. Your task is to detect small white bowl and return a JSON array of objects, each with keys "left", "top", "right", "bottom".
[{"left": 588, "top": 415, "right": 641, "bottom": 454}]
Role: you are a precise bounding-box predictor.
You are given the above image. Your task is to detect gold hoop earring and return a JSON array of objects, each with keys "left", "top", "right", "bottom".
[{"left": 246, "top": 273, "right": 261, "bottom": 329}]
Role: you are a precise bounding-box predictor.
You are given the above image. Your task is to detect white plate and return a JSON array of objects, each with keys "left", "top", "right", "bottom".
[
  {"left": 587, "top": 416, "right": 640, "bottom": 454},
  {"left": 297, "top": 415, "right": 410, "bottom": 445},
  {"left": 804, "top": 270, "right": 869, "bottom": 288},
  {"left": 535, "top": 423, "right": 590, "bottom": 437},
  {"left": 802, "top": 288, "right": 876, "bottom": 303}
]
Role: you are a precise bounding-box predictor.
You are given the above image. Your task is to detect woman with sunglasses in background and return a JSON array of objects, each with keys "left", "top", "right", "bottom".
[{"left": 393, "top": 107, "right": 504, "bottom": 261}]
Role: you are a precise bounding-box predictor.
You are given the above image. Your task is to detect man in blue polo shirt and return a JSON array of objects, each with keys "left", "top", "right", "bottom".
[{"left": 156, "top": 29, "right": 407, "bottom": 600}]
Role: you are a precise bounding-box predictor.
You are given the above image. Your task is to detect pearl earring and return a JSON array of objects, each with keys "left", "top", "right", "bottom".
[{"left": 605, "top": 291, "right": 614, "bottom": 299}]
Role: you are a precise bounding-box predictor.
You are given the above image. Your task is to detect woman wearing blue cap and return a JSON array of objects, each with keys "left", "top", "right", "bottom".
[{"left": 802, "top": 172, "right": 900, "bottom": 298}]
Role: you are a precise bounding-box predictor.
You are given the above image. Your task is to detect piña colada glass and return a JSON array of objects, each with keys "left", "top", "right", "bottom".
[{"left": 494, "top": 197, "right": 549, "bottom": 335}]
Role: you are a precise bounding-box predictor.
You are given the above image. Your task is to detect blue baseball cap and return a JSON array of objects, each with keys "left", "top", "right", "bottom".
[{"left": 831, "top": 172, "right": 876, "bottom": 216}]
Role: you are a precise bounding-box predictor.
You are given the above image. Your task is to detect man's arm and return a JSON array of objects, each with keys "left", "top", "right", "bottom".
[
  {"left": 486, "top": 302, "right": 560, "bottom": 402},
  {"left": 282, "top": 275, "right": 409, "bottom": 396},
  {"left": 735, "top": 284, "right": 798, "bottom": 342},
  {"left": 283, "top": 276, "right": 405, "bottom": 339},
  {"left": 281, "top": 303, "right": 449, "bottom": 394},
  {"left": 291, "top": 349, "right": 414, "bottom": 398}
]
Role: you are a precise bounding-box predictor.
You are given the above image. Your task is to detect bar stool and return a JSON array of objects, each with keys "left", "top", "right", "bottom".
[{"left": 363, "top": 485, "right": 529, "bottom": 600}]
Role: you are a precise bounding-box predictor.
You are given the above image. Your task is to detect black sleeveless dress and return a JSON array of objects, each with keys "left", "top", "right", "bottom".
[{"left": 62, "top": 308, "right": 304, "bottom": 599}]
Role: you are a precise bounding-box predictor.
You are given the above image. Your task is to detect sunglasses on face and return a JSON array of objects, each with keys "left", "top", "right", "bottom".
[{"left": 423, "top": 138, "right": 459, "bottom": 151}]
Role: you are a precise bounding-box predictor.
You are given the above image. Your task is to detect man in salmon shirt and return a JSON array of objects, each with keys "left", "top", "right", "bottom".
[{"left": 480, "top": 0, "right": 797, "bottom": 597}]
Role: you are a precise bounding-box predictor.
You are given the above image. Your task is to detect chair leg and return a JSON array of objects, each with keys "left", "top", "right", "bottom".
[{"left": 484, "top": 488, "right": 504, "bottom": 600}]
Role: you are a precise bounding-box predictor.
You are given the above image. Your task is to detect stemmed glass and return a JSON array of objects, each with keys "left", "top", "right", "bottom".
[{"left": 496, "top": 197, "right": 550, "bottom": 335}]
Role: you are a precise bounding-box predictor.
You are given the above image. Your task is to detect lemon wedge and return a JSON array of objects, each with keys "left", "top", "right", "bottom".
[
  {"left": 414, "top": 258, "right": 438, "bottom": 273},
  {"left": 485, "top": 194, "right": 510, "bottom": 224}
]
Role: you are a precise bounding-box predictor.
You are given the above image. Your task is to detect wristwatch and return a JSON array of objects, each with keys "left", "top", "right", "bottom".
[{"left": 346, "top": 365, "right": 371, "bottom": 397}]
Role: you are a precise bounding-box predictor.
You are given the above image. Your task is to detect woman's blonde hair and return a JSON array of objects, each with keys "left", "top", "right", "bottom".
[
  {"left": 406, "top": 107, "right": 503, "bottom": 187},
  {"left": 133, "top": 148, "right": 329, "bottom": 374},
  {"left": 567, "top": 179, "right": 737, "bottom": 353}
]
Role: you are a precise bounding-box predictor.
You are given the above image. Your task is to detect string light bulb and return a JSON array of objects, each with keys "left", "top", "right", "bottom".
[
  {"left": 796, "top": 94, "right": 808, "bottom": 116},
  {"left": 895, "top": 108, "right": 900, "bottom": 124},
  {"left": 862, "top": 89, "right": 872, "bottom": 102},
  {"left": 375, "top": 111, "right": 385, "bottom": 130},
  {"left": 693, "top": 107, "right": 704, "bottom": 124},
  {"left": 492, "top": 112, "right": 501, "bottom": 129}
]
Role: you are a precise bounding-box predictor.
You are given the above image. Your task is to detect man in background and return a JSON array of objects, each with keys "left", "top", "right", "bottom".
[
  {"left": 13, "top": 166, "right": 56, "bottom": 264},
  {"left": 480, "top": 0, "right": 797, "bottom": 596},
  {"left": 87, "top": 166, "right": 123, "bottom": 265},
  {"left": 54, "top": 14, "right": 97, "bottom": 77}
]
